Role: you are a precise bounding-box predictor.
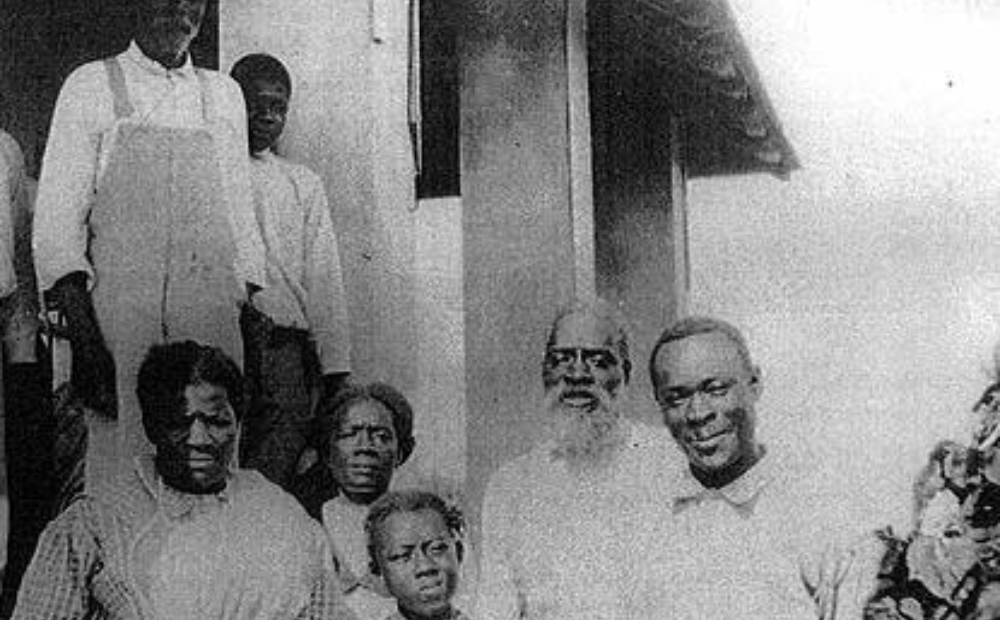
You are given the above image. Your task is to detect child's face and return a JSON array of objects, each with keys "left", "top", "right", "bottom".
[
  {"left": 245, "top": 77, "right": 289, "bottom": 154},
  {"left": 377, "top": 508, "right": 460, "bottom": 620}
]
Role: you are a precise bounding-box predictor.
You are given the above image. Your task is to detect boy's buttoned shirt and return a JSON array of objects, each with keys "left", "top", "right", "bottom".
[{"left": 249, "top": 151, "right": 351, "bottom": 374}]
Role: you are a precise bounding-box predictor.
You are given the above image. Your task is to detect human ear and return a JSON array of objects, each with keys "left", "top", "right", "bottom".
[{"left": 749, "top": 365, "right": 763, "bottom": 400}]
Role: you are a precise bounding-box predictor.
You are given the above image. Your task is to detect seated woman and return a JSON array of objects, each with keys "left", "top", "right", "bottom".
[{"left": 297, "top": 382, "right": 416, "bottom": 617}]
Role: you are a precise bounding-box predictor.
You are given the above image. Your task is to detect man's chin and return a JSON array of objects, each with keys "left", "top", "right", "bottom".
[
  {"left": 550, "top": 407, "right": 623, "bottom": 463},
  {"left": 167, "top": 473, "right": 226, "bottom": 495},
  {"left": 685, "top": 446, "right": 740, "bottom": 477}
]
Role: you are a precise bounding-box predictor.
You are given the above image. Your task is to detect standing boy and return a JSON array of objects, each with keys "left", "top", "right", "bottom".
[{"left": 230, "top": 54, "right": 352, "bottom": 487}]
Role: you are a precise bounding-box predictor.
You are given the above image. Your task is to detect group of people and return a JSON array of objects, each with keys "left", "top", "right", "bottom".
[
  {"left": 2, "top": 1, "right": 996, "bottom": 620},
  {"left": 1, "top": 1, "right": 474, "bottom": 619}
]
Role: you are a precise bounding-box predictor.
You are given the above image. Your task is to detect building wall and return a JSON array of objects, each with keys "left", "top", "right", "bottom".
[{"left": 220, "top": 0, "right": 419, "bottom": 396}]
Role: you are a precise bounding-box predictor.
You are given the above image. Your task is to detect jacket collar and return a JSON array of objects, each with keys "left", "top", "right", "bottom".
[{"left": 134, "top": 454, "right": 231, "bottom": 520}]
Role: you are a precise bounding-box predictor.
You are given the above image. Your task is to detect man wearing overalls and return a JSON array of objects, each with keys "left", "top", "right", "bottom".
[{"left": 32, "top": 0, "right": 267, "bottom": 495}]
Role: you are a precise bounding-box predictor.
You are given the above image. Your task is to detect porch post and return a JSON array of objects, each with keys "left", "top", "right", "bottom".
[{"left": 459, "top": 0, "right": 594, "bottom": 526}]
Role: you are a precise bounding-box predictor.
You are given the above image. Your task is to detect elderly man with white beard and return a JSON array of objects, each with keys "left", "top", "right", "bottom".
[{"left": 475, "top": 299, "right": 678, "bottom": 620}]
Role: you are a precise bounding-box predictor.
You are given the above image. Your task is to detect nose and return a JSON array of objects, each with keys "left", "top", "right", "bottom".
[
  {"left": 187, "top": 418, "right": 212, "bottom": 447},
  {"left": 351, "top": 429, "right": 379, "bottom": 453},
  {"left": 257, "top": 107, "right": 280, "bottom": 124},
  {"left": 684, "top": 391, "right": 716, "bottom": 424},
  {"left": 565, "top": 352, "right": 593, "bottom": 384},
  {"left": 413, "top": 549, "right": 438, "bottom": 576}
]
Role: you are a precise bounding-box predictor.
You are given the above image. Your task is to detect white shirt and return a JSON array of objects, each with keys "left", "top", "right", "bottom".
[
  {"left": 32, "top": 41, "right": 266, "bottom": 292},
  {"left": 250, "top": 151, "right": 351, "bottom": 373},
  {"left": 475, "top": 420, "right": 678, "bottom": 620},
  {"left": 322, "top": 495, "right": 398, "bottom": 620},
  {"left": 322, "top": 494, "right": 371, "bottom": 580},
  {"left": 629, "top": 447, "right": 883, "bottom": 620}
]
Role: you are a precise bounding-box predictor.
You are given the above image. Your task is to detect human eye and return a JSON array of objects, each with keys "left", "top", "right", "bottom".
[
  {"left": 426, "top": 540, "right": 450, "bottom": 557},
  {"left": 548, "top": 350, "right": 574, "bottom": 367},
  {"left": 372, "top": 429, "right": 395, "bottom": 445},
  {"left": 660, "top": 389, "right": 690, "bottom": 409},
  {"left": 205, "top": 415, "right": 232, "bottom": 428},
  {"left": 388, "top": 549, "right": 413, "bottom": 564},
  {"left": 337, "top": 427, "right": 362, "bottom": 441},
  {"left": 583, "top": 350, "right": 616, "bottom": 370},
  {"left": 703, "top": 379, "right": 735, "bottom": 398}
]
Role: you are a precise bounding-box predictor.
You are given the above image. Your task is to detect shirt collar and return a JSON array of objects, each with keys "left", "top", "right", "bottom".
[
  {"left": 125, "top": 40, "right": 196, "bottom": 80},
  {"left": 135, "top": 454, "right": 231, "bottom": 520},
  {"left": 324, "top": 495, "right": 392, "bottom": 597},
  {"left": 252, "top": 149, "right": 277, "bottom": 162},
  {"left": 671, "top": 445, "right": 778, "bottom": 517}
]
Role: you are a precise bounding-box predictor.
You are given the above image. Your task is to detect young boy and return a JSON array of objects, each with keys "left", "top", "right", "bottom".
[
  {"left": 365, "top": 490, "right": 470, "bottom": 620},
  {"left": 229, "top": 53, "right": 352, "bottom": 488}
]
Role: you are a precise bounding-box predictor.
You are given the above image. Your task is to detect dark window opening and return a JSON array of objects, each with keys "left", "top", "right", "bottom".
[
  {"left": 1, "top": 0, "right": 219, "bottom": 177},
  {"left": 416, "top": 0, "right": 459, "bottom": 199}
]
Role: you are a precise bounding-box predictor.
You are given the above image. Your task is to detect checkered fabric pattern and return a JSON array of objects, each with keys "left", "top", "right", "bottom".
[{"left": 11, "top": 459, "right": 355, "bottom": 620}]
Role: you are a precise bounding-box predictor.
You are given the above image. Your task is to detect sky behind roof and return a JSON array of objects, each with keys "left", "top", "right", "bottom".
[{"left": 689, "top": 0, "right": 1000, "bottom": 527}]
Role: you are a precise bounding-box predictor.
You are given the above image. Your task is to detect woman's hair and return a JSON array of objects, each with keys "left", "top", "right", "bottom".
[
  {"left": 229, "top": 53, "right": 292, "bottom": 95},
  {"left": 312, "top": 382, "right": 416, "bottom": 466},
  {"left": 364, "top": 489, "right": 465, "bottom": 575},
  {"left": 137, "top": 341, "right": 244, "bottom": 443}
]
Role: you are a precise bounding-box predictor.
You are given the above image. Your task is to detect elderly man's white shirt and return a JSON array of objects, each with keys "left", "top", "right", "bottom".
[
  {"left": 33, "top": 41, "right": 266, "bottom": 292},
  {"left": 629, "top": 447, "right": 882, "bottom": 620},
  {"left": 475, "top": 420, "right": 677, "bottom": 620}
]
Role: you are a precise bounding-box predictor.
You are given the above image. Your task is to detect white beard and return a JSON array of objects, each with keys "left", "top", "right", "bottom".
[{"left": 546, "top": 387, "right": 625, "bottom": 466}]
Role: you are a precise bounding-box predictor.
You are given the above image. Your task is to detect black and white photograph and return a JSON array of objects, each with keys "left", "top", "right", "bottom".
[{"left": 2, "top": 0, "right": 1000, "bottom": 618}]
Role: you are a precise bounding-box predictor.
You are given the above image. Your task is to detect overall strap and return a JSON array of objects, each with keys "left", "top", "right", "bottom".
[
  {"left": 104, "top": 58, "right": 134, "bottom": 119},
  {"left": 195, "top": 69, "right": 215, "bottom": 123}
]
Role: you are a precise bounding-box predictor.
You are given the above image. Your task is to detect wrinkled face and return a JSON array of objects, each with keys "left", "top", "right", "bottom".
[
  {"left": 543, "top": 311, "right": 626, "bottom": 416},
  {"left": 328, "top": 399, "right": 399, "bottom": 505},
  {"left": 542, "top": 311, "right": 627, "bottom": 460},
  {"left": 376, "top": 509, "right": 460, "bottom": 620},
  {"left": 652, "top": 332, "right": 761, "bottom": 477},
  {"left": 134, "top": 0, "right": 208, "bottom": 67},
  {"left": 244, "top": 77, "right": 289, "bottom": 155},
  {"left": 153, "top": 382, "right": 237, "bottom": 494}
]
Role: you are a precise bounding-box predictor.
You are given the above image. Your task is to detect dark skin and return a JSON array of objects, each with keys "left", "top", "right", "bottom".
[
  {"left": 52, "top": 276, "right": 263, "bottom": 415},
  {"left": 133, "top": 0, "right": 208, "bottom": 70},
  {"left": 51, "top": 272, "right": 117, "bottom": 414},
  {"left": 242, "top": 77, "right": 289, "bottom": 156}
]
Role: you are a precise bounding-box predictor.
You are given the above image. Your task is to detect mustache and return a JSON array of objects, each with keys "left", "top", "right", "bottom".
[{"left": 550, "top": 383, "right": 617, "bottom": 405}]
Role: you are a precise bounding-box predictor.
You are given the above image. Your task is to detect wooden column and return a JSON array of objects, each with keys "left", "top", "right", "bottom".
[{"left": 460, "top": 0, "right": 595, "bottom": 528}]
